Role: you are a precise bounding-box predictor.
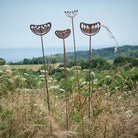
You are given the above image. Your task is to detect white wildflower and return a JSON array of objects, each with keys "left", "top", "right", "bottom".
[
  {"left": 49, "top": 85, "right": 59, "bottom": 90},
  {"left": 81, "top": 81, "right": 87, "bottom": 85},
  {"left": 8, "top": 79, "right": 13, "bottom": 83},
  {"left": 105, "top": 75, "right": 111, "bottom": 78},
  {"left": 24, "top": 73, "right": 29, "bottom": 76},
  {"left": 21, "top": 78, "right": 27, "bottom": 81},
  {"left": 70, "top": 77, "right": 74, "bottom": 81},
  {"left": 23, "top": 88, "right": 31, "bottom": 92},
  {"left": 39, "top": 75, "right": 45, "bottom": 78},
  {"left": 0, "top": 70, "right": 3, "bottom": 73},
  {"left": 90, "top": 71, "right": 95, "bottom": 78},
  {"left": 59, "top": 89, "right": 65, "bottom": 92},
  {"left": 48, "top": 80, "right": 51, "bottom": 83},
  {"left": 94, "top": 79, "right": 98, "bottom": 84},
  {"left": 118, "top": 95, "right": 122, "bottom": 99},
  {"left": 6, "top": 69, "right": 12, "bottom": 74},
  {"left": 14, "top": 75, "right": 19, "bottom": 79},
  {"left": 55, "top": 96, "right": 58, "bottom": 98},
  {"left": 34, "top": 104, "right": 37, "bottom": 106},
  {"left": 38, "top": 81, "right": 42, "bottom": 84},
  {"left": 82, "top": 69, "right": 89, "bottom": 72},
  {"left": 115, "top": 87, "right": 119, "bottom": 90},
  {"left": 40, "top": 70, "right": 47, "bottom": 73},
  {"left": 125, "top": 110, "right": 133, "bottom": 118},
  {"left": 3, "top": 65, "right": 10, "bottom": 68}
]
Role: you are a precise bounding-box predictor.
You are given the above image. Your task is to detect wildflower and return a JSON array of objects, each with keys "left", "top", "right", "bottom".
[
  {"left": 14, "top": 75, "right": 19, "bottom": 79},
  {"left": 105, "top": 75, "right": 111, "bottom": 78},
  {"left": 90, "top": 71, "right": 95, "bottom": 78},
  {"left": 94, "top": 79, "right": 98, "bottom": 84},
  {"left": 59, "top": 89, "right": 65, "bottom": 92},
  {"left": 39, "top": 75, "right": 45, "bottom": 78},
  {"left": 0, "top": 70, "right": 3, "bottom": 73},
  {"left": 8, "top": 79, "right": 13, "bottom": 83},
  {"left": 6, "top": 69, "right": 12, "bottom": 74},
  {"left": 40, "top": 70, "right": 47, "bottom": 73},
  {"left": 125, "top": 110, "right": 133, "bottom": 118},
  {"left": 21, "top": 78, "right": 27, "bottom": 81},
  {"left": 115, "top": 87, "right": 119, "bottom": 90},
  {"left": 34, "top": 104, "right": 37, "bottom": 106},
  {"left": 48, "top": 85, "right": 59, "bottom": 90},
  {"left": 24, "top": 73, "right": 29, "bottom": 76},
  {"left": 23, "top": 88, "right": 31, "bottom": 92},
  {"left": 38, "top": 81, "right": 42, "bottom": 84},
  {"left": 118, "top": 95, "right": 122, "bottom": 99},
  {"left": 3, "top": 65, "right": 10, "bottom": 68},
  {"left": 48, "top": 80, "right": 51, "bottom": 83},
  {"left": 81, "top": 81, "right": 87, "bottom": 85},
  {"left": 70, "top": 77, "right": 74, "bottom": 81}
]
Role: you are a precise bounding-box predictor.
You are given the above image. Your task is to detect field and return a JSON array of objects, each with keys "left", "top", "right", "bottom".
[{"left": 0, "top": 59, "right": 138, "bottom": 137}]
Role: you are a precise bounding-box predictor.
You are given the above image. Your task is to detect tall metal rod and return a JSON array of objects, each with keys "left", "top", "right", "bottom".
[
  {"left": 89, "top": 35, "right": 91, "bottom": 118},
  {"left": 41, "top": 35, "right": 50, "bottom": 112},
  {"left": 71, "top": 17, "right": 80, "bottom": 95},
  {"left": 63, "top": 38, "right": 69, "bottom": 131},
  {"left": 40, "top": 35, "right": 52, "bottom": 135}
]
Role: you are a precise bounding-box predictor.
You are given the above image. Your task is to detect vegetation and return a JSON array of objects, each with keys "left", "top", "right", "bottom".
[
  {"left": 0, "top": 58, "right": 6, "bottom": 65},
  {"left": 7, "top": 45, "right": 138, "bottom": 65},
  {"left": 0, "top": 56, "right": 138, "bottom": 137}
]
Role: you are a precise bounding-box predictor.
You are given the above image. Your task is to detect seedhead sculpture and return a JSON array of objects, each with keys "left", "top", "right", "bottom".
[
  {"left": 65, "top": 10, "right": 81, "bottom": 97},
  {"left": 55, "top": 29, "right": 71, "bottom": 131},
  {"left": 30, "top": 22, "right": 52, "bottom": 134},
  {"left": 80, "top": 22, "right": 101, "bottom": 118}
]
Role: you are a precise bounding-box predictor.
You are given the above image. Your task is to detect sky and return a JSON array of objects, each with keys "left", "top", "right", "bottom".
[{"left": 0, "top": 0, "right": 138, "bottom": 50}]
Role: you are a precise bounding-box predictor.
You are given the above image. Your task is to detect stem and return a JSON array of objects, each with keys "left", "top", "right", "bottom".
[
  {"left": 41, "top": 35, "right": 52, "bottom": 135},
  {"left": 63, "top": 38, "right": 69, "bottom": 131},
  {"left": 89, "top": 36, "right": 91, "bottom": 118},
  {"left": 71, "top": 17, "right": 80, "bottom": 96}
]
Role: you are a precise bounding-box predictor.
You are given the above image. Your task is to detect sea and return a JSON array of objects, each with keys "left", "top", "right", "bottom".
[{"left": 0, "top": 46, "right": 91, "bottom": 63}]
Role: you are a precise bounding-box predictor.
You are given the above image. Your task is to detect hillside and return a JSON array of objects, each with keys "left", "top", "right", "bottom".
[
  {"left": 54, "top": 45, "right": 138, "bottom": 62},
  {"left": 8, "top": 45, "right": 138, "bottom": 65}
]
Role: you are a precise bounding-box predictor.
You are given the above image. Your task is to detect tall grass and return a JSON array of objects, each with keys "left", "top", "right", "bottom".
[{"left": 0, "top": 64, "right": 138, "bottom": 137}]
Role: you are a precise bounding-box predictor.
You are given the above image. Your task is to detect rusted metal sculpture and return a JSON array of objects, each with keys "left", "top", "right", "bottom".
[
  {"left": 55, "top": 29, "right": 71, "bottom": 131},
  {"left": 80, "top": 22, "right": 101, "bottom": 118},
  {"left": 30, "top": 22, "right": 52, "bottom": 134},
  {"left": 65, "top": 10, "right": 80, "bottom": 96}
]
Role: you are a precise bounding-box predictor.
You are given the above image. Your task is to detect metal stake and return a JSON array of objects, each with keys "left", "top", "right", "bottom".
[
  {"left": 55, "top": 29, "right": 71, "bottom": 131},
  {"left": 30, "top": 22, "right": 52, "bottom": 134},
  {"left": 65, "top": 10, "right": 81, "bottom": 96},
  {"left": 80, "top": 22, "right": 101, "bottom": 118}
]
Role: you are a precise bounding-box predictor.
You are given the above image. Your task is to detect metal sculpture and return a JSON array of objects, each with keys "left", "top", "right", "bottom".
[
  {"left": 55, "top": 29, "right": 71, "bottom": 131},
  {"left": 65, "top": 10, "right": 80, "bottom": 96},
  {"left": 80, "top": 22, "right": 101, "bottom": 118},
  {"left": 30, "top": 22, "right": 52, "bottom": 134}
]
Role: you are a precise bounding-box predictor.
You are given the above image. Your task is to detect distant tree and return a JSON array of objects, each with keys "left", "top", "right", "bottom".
[
  {"left": 130, "top": 50, "right": 138, "bottom": 58},
  {"left": 0, "top": 58, "right": 6, "bottom": 65},
  {"left": 114, "top": 56, "right": 138, "bottom": 67}
]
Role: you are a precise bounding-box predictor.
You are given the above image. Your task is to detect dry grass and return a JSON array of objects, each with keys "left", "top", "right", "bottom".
[{"left": 0, "top": 85, "right": 137, "bottom": 137}]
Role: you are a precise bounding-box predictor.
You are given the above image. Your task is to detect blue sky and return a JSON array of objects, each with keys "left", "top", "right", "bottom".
[{"left": 0, "top": 0, "right": 138, "bottom": 50}]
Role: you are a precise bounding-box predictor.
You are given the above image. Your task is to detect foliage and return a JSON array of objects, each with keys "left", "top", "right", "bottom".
[
  {"left": 0, "top": 58, "right": 6, "bottom": 65},
  {"left": 0, "top": 56, "right": 138, "bottom": 137},
  {"left": 114, "top": 56, "right": 138, "bottom": 67}
]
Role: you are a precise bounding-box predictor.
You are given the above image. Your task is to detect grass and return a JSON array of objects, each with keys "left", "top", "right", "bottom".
[
  {"left": 0, "top": 64, "right": 42, "bottom": 71},
  {"left": 0, "top": 63, "right": 138, "bottom": 137}
]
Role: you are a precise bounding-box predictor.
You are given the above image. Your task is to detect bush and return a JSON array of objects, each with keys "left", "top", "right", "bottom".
[{"left": 0, "top": 58, "right": 6, "bottom": 65}]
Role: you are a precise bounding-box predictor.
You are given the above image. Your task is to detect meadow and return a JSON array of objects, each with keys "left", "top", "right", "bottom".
[{"left": 0, "top": 57, "right": 138, "bottom": 137}]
